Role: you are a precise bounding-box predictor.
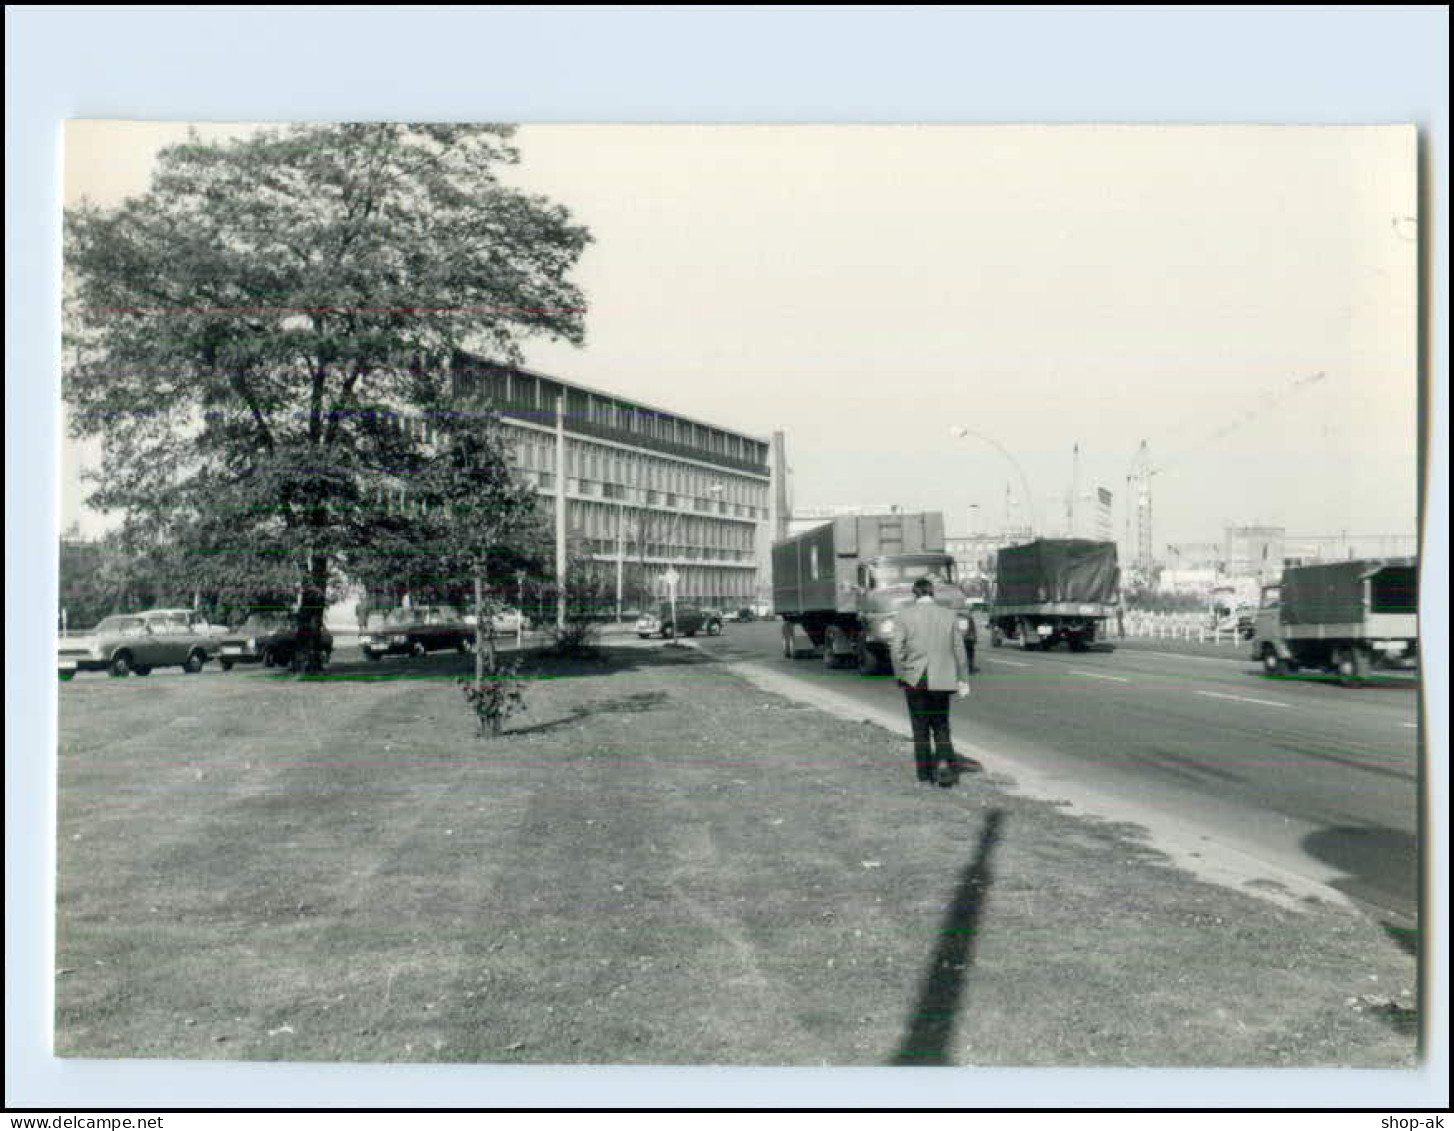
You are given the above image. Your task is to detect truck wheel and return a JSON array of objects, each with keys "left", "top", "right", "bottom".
[
  {"left": 1261, "top": 644, "right": 1294, "bottom": 677},
  {"left": 1336, "top": 646, "right": 1370, "bottom": 687}
]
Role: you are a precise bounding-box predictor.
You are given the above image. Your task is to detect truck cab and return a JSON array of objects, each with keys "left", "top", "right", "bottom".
[{"left": 828, "top": 554, "right": 975, "bottom": 673}]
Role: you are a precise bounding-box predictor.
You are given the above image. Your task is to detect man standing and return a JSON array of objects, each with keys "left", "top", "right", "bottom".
[{"left": 891, "top": 576, "right": 981, "bottom": 788}]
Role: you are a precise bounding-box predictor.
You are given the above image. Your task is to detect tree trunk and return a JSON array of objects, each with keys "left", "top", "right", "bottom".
[
  {"left": 295, "top": 554, "right": 329, "bottom": 673},
  {"left": 474, "top": 571, "right": 485, "bottom": 687}
]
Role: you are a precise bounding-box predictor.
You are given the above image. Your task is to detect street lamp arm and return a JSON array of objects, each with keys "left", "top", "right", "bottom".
[{"left": 949, "top": 426, "right": 1038, "bottom": 533}]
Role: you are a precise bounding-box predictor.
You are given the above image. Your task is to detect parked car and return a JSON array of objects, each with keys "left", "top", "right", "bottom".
[
  {"left": 635, "top": 602, "right": 723, "bottom": 639},
  {"left": 361, "top": 606, "right": 472, "bottom": 660},
  {"left": 725, "top": 606, "right": 757, "bottom": 623},
  {"left": 57, "top": 608, "right": 218, "bottom": 679},
  {"left": 487, "top": 607, "right": 531, "bottom": 634},
  {"left": 215, "top": 612, "right": 334, "bottom": 670}
]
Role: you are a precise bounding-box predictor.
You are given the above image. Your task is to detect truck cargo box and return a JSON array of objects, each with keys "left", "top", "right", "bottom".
[
  {"left": 772, "top": 512, "right": 946, "bottom": 617},
  {"left": 995, "top": 539, "right": 1120, "bottom": 607},
  {"left": 1281, "top": 560, "right": 1418, "bottom": 626}
]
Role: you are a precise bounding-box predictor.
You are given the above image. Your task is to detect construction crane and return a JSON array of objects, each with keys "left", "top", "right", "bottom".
[{"left": 1125, "top": 370, "right": 1329, "bottom": 580}]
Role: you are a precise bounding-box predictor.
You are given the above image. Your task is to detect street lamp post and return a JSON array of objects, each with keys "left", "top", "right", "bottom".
[{"left": 948, "top": 426, "right": 1038, "bottom": 536}]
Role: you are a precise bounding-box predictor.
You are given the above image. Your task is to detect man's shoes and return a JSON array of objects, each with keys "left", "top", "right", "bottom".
[
  {"left": 951, "top": 754, "right": 984, "bottom": 774},
  {"left": 933, "top": 758, "right": 959, "bottom": 789}
]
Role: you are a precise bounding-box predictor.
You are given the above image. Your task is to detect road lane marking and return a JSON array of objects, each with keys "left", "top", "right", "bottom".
[
  {"left": 982, "top": 657, "right": 1030, "bottom": 667},
  {"left": 1070, "top": 669, "right": 1130, "bottom": 683},
  {"left": 1139, "top": 650, "right": 1248, "bottom": 665},
  {"left": 1196, "top": 690, "right": 1291, "bottom": 709}
]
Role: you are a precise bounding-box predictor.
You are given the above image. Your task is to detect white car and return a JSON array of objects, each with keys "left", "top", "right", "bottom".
[{"left": 489, "top": 608, "right": 531, "bottom": 633}]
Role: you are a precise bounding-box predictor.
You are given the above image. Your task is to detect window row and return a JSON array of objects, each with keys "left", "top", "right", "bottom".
[{"left": 510, "top": 431, "right": 769, "bottom": 513}]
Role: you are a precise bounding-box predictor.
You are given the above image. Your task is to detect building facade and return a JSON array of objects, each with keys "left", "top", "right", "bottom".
[{"left": 452, "top": 356, "right": 774, "bottom": 611}]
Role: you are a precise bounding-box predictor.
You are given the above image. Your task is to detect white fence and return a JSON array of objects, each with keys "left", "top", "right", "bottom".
[{"left": 1121, "top": 611, "right": 1250, "bottom": 646}]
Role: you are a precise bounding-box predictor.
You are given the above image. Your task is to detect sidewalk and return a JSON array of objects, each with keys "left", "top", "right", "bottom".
[{"left": 55, "top": 640, "right": 1419, "bottom": 1067}]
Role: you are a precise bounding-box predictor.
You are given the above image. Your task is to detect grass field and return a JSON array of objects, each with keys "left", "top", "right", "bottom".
[{"left": 55, "top": 643, "right": 1419, "bottom": 1066}]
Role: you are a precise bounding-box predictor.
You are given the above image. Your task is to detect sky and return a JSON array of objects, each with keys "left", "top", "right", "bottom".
[{"left": 62, "top": 121, "right": 1421, "bottom": 549}]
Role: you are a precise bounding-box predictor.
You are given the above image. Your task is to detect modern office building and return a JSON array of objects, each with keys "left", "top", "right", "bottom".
[{"left": 451, "top": 354, "right": 774, "bottom": 611}]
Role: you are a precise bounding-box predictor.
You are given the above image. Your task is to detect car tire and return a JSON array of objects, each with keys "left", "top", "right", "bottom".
[
  {"left": 262, "top": 648, "right": 277, "bottom": 669},
  {"left": 183, "top": 651, "right": 205, "bottom": 674},
  {"left": 363, "top": 648, "right": 380, "bottom": 662},
  {"left": 411, "top": 641, "right": 427, "bottom": 658},
  {"left": 456, "top": 638, "right": 470, "bottom": 653},
  {"left": 706, "top": 621, "right": 722, "bottom": 636},
  {"left": 133, "top": 664, "right": 153, "bottom": 676},
  {"left": 109, "top": 653, "right": 132, "bottom": 678},
  {"left": 662, "top": 625, "right": 675, "bottom": 640}
]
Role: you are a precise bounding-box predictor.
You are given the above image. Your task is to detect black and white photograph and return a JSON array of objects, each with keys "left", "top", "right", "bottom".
[
  {"left": 52, "top": 118, "right": 1424, "bottom": 1070},
  {"left": 8, "top": 4, "right": 1447, "bottom": 1115}
]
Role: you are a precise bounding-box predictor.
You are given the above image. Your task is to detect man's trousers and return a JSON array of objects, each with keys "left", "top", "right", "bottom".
[{"left": 901, "top": 677, "right": 954, "bottom": 779}]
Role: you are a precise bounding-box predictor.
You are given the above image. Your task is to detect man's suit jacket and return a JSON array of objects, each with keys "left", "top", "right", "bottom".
[{"left": 891, "top": 599, "right": 970, "bottom": 691}]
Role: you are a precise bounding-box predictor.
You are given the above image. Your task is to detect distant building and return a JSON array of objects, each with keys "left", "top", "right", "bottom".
[
  {"left": 449, "top": 356, "right": 774, "bottom": 609},
  {"left": 1224, "top": 525, "right": 1286, "bottom": 584},
  {"left": 945, "top": 531, "right": 1036, "bottom": 582}
]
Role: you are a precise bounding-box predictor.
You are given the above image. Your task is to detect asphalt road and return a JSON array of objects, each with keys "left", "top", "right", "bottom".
[{"left": 693, "top": 620, "right": 1422, "bottom": 929}]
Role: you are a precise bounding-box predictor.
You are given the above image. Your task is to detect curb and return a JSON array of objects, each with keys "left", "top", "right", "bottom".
[{"left": 691, "top": 643, "right": 1360, "bottom": 919}]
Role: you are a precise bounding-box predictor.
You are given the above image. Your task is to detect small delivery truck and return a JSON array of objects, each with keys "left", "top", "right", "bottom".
[
  {"left": 1252, "top": 558, "right": 1418, "bottom": 686},
  {"left": 989, "top": 538, "right": 1120, "bottom": 652},
  {"left": 772, "top": 511, "right": 975, "bottom": 675}
]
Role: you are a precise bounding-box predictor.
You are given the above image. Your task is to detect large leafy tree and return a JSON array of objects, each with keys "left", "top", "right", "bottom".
[{"left": 65, "top": 122, "right": 590, "bottom": 665}]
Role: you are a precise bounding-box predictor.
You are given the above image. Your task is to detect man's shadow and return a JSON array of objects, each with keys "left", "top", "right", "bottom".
[{"left": 891, "top": 808, "right": 1005, "bottom": 1066}]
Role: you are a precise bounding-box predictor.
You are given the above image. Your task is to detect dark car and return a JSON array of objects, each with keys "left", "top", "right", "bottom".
[
  {"left": 361, "top": 605, "right": 471, "bottom": 660},
  {"left": 216, "top": 613, "right": 334, "bottom": 670},
  {"left": 635, "top": 602, "right": 723, "bottom": 639}
]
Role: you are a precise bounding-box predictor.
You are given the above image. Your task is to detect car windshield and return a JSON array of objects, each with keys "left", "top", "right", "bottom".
[
  {"left": 424, "top": 607, "right": 460, "bottom": 624},
  {"left": 872, "top": 559, "right": 959, "bottom": 586},
  {"left": 94, "top": 616, "right": 142, "bottom": 635},
  {"left": 241, "top": 615, "right": 290, "bottom": 631},
  {"left": 384, "top": 609, "right": 423, "bottom": 626}
]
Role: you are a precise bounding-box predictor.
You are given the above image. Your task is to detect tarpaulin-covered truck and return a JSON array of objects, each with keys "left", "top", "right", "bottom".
[
  {"left": 1253, "top": 558, "right": 1418, "bottom": 685},
  {"left": 772, "top": 512, "right": 974, "bottom": 675},
  {"left": 989, "top": 539, "right": 1120, "bottom": 652}
]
